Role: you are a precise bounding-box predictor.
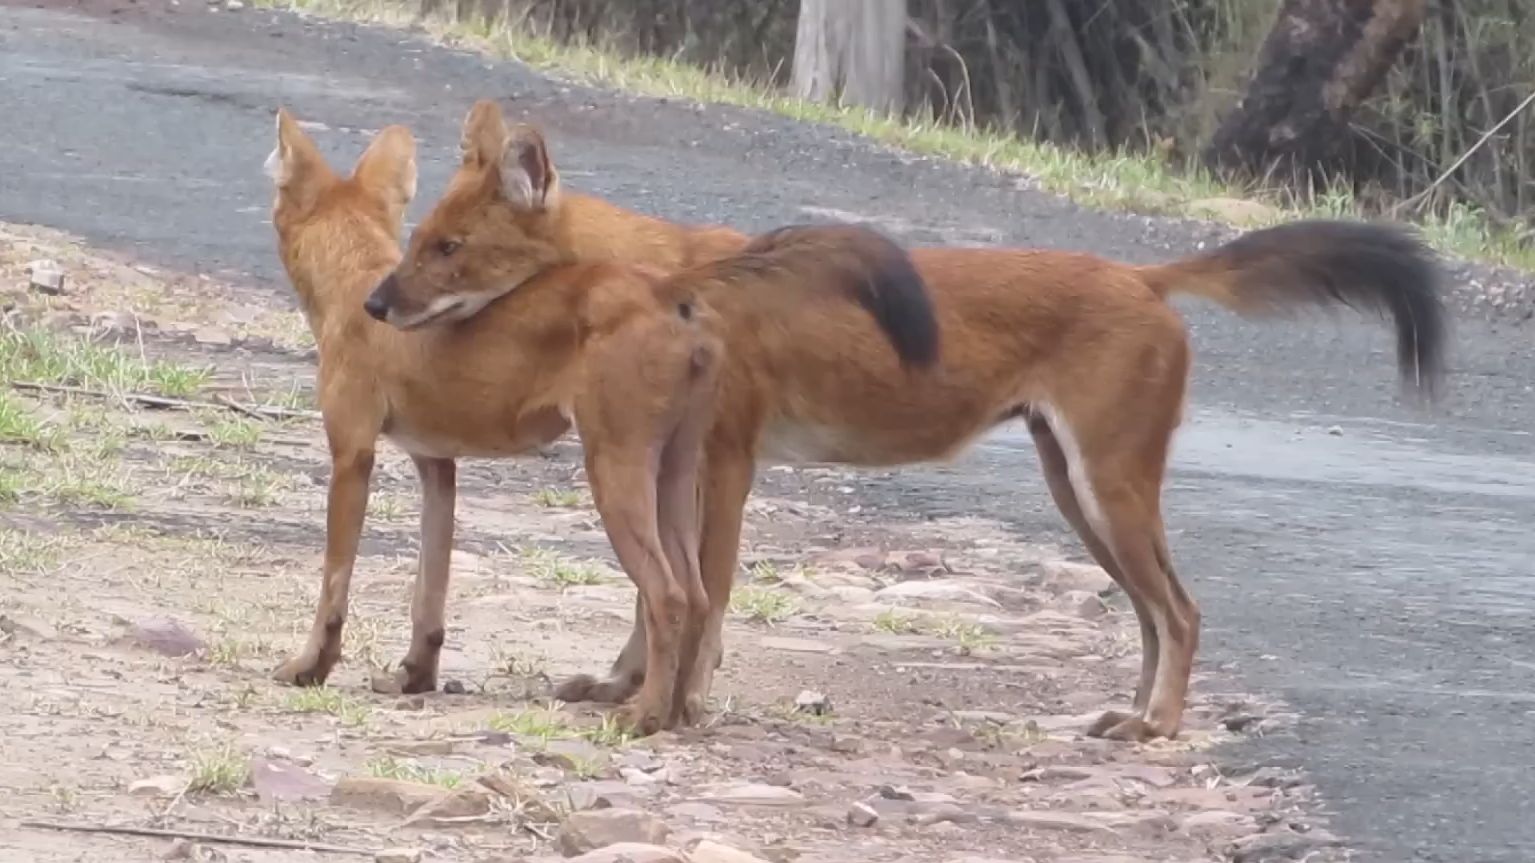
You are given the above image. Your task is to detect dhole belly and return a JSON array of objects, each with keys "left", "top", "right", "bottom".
[{"left": 383, "top": 409, "right": 569, "bottom": 459}]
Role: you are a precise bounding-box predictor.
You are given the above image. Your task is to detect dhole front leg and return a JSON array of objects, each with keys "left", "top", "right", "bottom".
[
  {"left": 373, "top": 456, "right": 456, "bottom": 695},
  {"left": 274, "top": 447, "right": 374, "bottom": 687}
]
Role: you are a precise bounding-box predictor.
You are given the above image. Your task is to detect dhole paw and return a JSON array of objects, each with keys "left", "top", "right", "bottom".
[
  {"left": 676, "top": 691, "right": 708, "bottom": 727},
  {"left": 273, "top": 654, "right": 333, "bottom": 688},
  {"left": 555, "top": 672, "right": 641, "bottom": 705},
  {"left": 617, "top": 701, "right": 668, "bottom": 738},
  {"left": 1084, "top": 710, "right": 1173, "bottom": 742}
]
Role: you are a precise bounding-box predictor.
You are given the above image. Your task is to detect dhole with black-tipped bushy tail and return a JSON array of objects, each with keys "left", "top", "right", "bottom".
[{"left": 367, "top": 98, "right": 1449, "bottom": 742}]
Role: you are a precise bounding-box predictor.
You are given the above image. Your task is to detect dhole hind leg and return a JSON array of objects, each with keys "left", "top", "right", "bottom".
[
  {"left": 582, "top": 439, "right": 687, "bottom": 737},
  {"left": 274, "top": 444, "right": 374, "bottom": 687},
  {"left": 653, "top": 384, "right": 715, "bottom": 728},
  {"left": 1080, "top": 481, "right": 1199, "bottom": 742},
  {"left": 675, "top": 446, "right": 754, "bottom": 725},
  {"left": 374, "top": 456, "right": 456, "bottom": 695},
  {"left": 1027, "top": 415, "right": 1159, "bottom": 717}
]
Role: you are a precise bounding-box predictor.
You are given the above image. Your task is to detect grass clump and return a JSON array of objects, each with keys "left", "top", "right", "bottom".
[
  {"left": 284, "top": 687, "right": 371, "bottom": 727},
  {"left": 521, "top": 547, "right": 605, "bottom": 587},
  {"left": 366, "top": 754, "right": 464, "bottom": 788},
  {"left": 728, "top": 584, "right": 798, "bottom": 625},
  {"left": 187, "top": 742, "right": 251, "bottom": 795},
  {"left": 0, "top": 326, "right": 210, "bottom": 398}
]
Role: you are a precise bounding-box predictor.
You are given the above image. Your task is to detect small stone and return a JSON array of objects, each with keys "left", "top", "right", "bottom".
[
  {"left": 92, "top": 310, "right": 140, "bottom": 335},
  {"left": 329, "top": 777, "right": 446, "bottom": 815},
  {"left": 1037, "top": 561, "right": 1115, "bottom": 595},
  {"left": 912, "top": 803, "right": 973, "bottom": 827},
  {"left": 394, "top": 696, "right": 426, "bottom": 711},
  {"left": 565, "top": 844, "right": 683, "bottom": 863},
  {"left": 402, "top": 784, "right": 494, "bottom": 825},
  {"left": 1180, "top": 810, "right": 1257, "bottom": 841},
  {"left": 1054, "top": 590, "right": 1108, "bottom": 619},
  {"left": 374, "top": 850, "right": 422, "bottom": 863},
  {"left": 699, "top": 782, "right": 804, "bottom": 807},
  {"left": 556, "top": 808, "right": 671, "bottom": 856},
  {"left": 1326, "top": 425, "right": 1344, "bottom": 436},
  {"left": 1006, "top": 810, "right": 1116, "bottom": 835},
  {"left": 442, "top": 679, "right": 468, "bottom": 695},
  {"left": 1222, "top": 713, "right": 1264, "bottom": 733},
  {"left": 225, "top": 0, "right": 246, "bottom": 8},
  {"left": 687, "top": 840, "right": 773, "bottom": 863},
  {"left": 27, "top": 259, "right": 64, "bottom": 294},
  {"left": 192, "top": 326, "right": 233, "bottom": 347},
  {"left": 1229, "top": 829, "right": 1339, "bottom": 862},
  {"left": 126, "top": 616, "right": 205, "bottom": 657},
  {"left": 846, "top": 801, "right": 879, "bottom": 827},
  {"left": 664, "top": 802, "right": 725, "bottom": 824},
  {"left": 793, "top": 690, "right": 831, "bottom": 717},
  {"left": 250, "top": 756, "right": 330, "bottom": 802}
]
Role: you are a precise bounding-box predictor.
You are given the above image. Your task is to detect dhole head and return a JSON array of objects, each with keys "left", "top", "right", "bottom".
[
  {"left": 365, "top": 99, "right": 566, "bottom": 330},
  {"left": 265, "top": 107, "right": 417, "bottom": 267}
]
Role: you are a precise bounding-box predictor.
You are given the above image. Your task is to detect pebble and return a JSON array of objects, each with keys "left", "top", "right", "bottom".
[
  {"left": 563, "top": 844, "right": 684, "bottom": 863},
  {"left": 328, "top": 777, "right": 450, "bottom": 815},
  {"left": 556, "top": 808, "right": 671, "bottom": 856},
  {"left": 26, "top": 258, "right": 64, "bottom": 294},
  {"left": 793, "top": 689, "right": 832, "bottom": 716},
  {"left": 846, "top": 801, "right": 879, "bottom": 827},
  {"left": 698, "top": 782, "right": 804, "bottom": 807},
  {"left": 687, "top": 840, "right": 775, "bottom": 863}
]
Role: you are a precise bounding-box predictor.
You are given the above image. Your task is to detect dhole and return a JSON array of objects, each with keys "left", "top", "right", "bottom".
[
  {"left": 369, "top": 99, "right": 1449, "bottom": 741},
  {"left": 264, "top": 107, "right": 936, "bottom": 732}
]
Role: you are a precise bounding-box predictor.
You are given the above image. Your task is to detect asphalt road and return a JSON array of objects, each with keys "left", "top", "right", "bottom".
[{"left": 3, "top": 3, "right": 1533, "bottom": 860}]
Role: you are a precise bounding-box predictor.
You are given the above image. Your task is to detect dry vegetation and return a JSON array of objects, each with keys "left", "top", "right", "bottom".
[{"left": 265, "top": 0, "right": 1535, "bottom": 272}]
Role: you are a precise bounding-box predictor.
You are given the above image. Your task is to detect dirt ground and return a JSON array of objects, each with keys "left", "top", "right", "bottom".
[{"left": 1, "top": 225, "right": 1340, "bottom": 862}]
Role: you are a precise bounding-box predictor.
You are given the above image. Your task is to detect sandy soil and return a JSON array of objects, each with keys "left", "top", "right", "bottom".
[{"left": 1, "top": 226, "right": 1338, "bottom": 862}]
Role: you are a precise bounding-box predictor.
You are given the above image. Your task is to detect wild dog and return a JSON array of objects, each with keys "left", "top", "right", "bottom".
[
  {"left": 263, "top": 107, "right": 935, "bottom": 732},
  {"left": 368, "top": 99, "right": 1448, "bottom": 742}
]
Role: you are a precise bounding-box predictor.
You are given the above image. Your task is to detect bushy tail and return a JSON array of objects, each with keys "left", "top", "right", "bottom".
[
  {"left": 1136, "top": 219, "right": 1448, "bottom": 396},
  {"left": 726, "top": 223, "right": 940, "bottom": 369}
]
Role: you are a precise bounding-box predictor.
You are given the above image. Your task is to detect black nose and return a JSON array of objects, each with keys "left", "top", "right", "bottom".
[
  {"left": 363, "top": 293, "right": 388, "bottom": 322},
  {"left": 364, "top": 275, "right": 395, "bottom": 322}
]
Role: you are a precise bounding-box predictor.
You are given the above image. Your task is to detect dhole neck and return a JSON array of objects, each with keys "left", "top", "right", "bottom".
[{"left": 558, "top": 191, "right": 731, "bottom": 270}]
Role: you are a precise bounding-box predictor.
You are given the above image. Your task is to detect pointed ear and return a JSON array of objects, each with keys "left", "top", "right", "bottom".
[
  {"left": 501, "top": 123, "right": 560, "bottom": 211},
  {"left": 353, "top": 125, "right": 418, "bottom": 213},
  {"left": 264, "top": 106, "right": 331, "bottom": 191},
  {"left": 459, "top": 98, "right": 509, "bottom": 171}
]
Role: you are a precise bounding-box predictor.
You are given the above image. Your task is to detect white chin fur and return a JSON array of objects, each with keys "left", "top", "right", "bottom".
[{"left": 393, "top": 292, "right": 497, "bottom": 330}]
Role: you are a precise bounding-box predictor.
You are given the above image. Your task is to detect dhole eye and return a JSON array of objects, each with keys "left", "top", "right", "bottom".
[{"left": 437, "top": 239, "right": 461, "bottom": 256}]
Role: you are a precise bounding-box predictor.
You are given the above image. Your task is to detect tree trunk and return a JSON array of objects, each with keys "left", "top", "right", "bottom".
[
  {"left": 792, "top": 0, "right": 906, "bottom": 114},
  {"left": 1203, "top": 0, "right": 1426, "bottom": 176}
]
